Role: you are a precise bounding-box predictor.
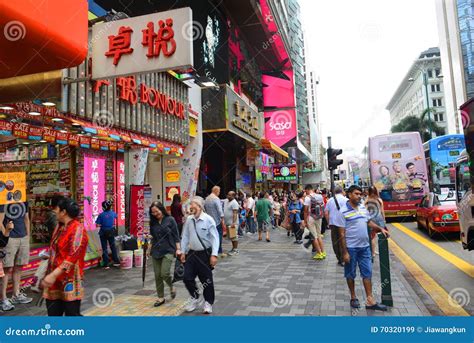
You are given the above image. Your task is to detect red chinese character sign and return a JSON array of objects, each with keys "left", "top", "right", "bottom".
[{"left": 92, "top": 7, "right": 193, "bottom": 79}]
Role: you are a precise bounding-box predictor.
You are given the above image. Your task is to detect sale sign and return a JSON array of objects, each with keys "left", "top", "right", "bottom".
[
  {"left": 83, "top": 154, "right": 106, "bottom": 232},
  {"left": 272, "top": 164, "right": 297, "bottom": 182},
  {"left": 115, "top": 156, "right": 126, "bottom": 227}
]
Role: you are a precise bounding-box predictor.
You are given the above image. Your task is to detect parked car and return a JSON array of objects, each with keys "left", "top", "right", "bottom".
[{"left": 416, "top": 192, "right": 460, "bottom": 237}]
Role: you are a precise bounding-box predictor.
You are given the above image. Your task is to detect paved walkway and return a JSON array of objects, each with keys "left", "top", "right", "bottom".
[{"left": 3, "top": 227, "right": 431, "bottom": 317}]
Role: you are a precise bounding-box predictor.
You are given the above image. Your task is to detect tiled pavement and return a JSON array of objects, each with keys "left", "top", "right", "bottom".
[{"left": 4, "top": 227, "right": 432, "bottom": 316}]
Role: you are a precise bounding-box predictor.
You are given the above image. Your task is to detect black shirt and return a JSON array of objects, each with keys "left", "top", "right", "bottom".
[{"left": 150, "top": 216, "right": 180, "bottom": 259}]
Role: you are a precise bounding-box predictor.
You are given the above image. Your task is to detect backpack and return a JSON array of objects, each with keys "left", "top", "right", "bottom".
[{"left": 310, "top": 194, "right": 324, "bottom": 219}]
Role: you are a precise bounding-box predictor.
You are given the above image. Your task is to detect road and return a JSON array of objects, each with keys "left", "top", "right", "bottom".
[{"left": 388, "top": 220, "right": 474, "bottom": 315}]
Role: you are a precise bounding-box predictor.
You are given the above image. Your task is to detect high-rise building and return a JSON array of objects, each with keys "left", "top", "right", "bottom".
[
  {"left": 386, "top": 48, "right": 447, "bottom": 136},
  {"left": 436, "top": 0, "right": 474, "bottom": 132}
]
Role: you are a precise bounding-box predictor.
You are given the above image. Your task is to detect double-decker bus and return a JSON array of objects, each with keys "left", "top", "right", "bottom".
[
  {"left": 423, "top": 134, "right": 466, "bottom": 192},
  {"left": 455, "top": 97, "right": 474, "bottom": 250},
  {"left": 369, "top": 132, "right": 428, "bottom": 218}
]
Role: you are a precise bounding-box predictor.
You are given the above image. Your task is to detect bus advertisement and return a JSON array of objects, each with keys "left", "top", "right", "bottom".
[
  {"left": 456, "top": 98, "right": 474, "bottom": 251},
  {"left": 369, "top": 132, "right": 428, "bottom": 217},
  {"left": 424, "top": 134, "right": 465, "bottom": 192}
]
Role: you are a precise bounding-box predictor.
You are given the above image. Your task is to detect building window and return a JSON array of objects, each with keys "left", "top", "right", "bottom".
[
  {"left": 439, "top": 113, "right": 444, "bottom": 121},
  {"left": 427, "top": 69, "right": 433, "bottom": 78},
  {"left": 435, "top": 68, "right": 441, "bottom": 77},
  {"left": 432, "top": 98, "right": 442, "bottom": 107},
  {"left": 434, "top": 113, "right": 438, "bottom": 121},
  {"left": 431, "top": 84, "right": 441, "bottom": 92}
]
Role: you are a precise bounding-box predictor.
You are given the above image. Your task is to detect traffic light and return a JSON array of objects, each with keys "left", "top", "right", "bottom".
[{"left": 327, "top": 148, "right": 343, "bottom": 171}]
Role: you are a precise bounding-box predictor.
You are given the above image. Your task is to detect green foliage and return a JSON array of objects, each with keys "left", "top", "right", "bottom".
[{"left": 390, "top": 108, "right": 445, "bottom": 142}]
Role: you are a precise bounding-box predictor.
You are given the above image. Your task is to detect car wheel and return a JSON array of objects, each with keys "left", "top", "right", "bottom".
[{"left": 427, "top": 221, "right": 436, "bottom": 238}]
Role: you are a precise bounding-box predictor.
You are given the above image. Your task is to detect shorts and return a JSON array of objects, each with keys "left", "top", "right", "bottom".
[
  {"left": 3, "top": 236, "right": 30, "bottom": 268},
  {"left": 257, "top": 220, "right": 270, "bottom": 233},
  {"left": 344, "top": 246, "right": 372, "bottom": 280},
  {"left": 307, "top": 216, "right": 322, "bottom": 239}
]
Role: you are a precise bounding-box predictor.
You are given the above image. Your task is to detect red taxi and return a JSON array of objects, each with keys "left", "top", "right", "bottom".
[{"left": 416, "top": 192, "right": 460, "bottom": 237}]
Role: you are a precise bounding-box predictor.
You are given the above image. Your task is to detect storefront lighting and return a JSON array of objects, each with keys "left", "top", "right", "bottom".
[
  {"left": 28, "top": 111, "right": 41, "bottom": 116},
  {"left": 201, "top": 81, "right": 218, "bottom": 87},
  {"left": 22, "top": 142, "right": 30, "bottom": 145},
  {"left": 72, "top": 122, "right": 81, "bottom": 126},
  {"left": 52, "top": 118, "right": 63, "bottom": 122},
  {"left": 59, "top": 130, "right": 68, "bottom": 133},
  {"left": 41, "top": 101, "right": 56, "bottom": 106},
  {"left": 39, "top": 140, "right": 47, "bottom": 143},
  {"left": 0, "top": 106, "right": 14, "bottom": 110}
]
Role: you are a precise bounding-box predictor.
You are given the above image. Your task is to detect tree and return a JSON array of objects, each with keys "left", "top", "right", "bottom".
[{"left": 391, "top": 108, "right": 445, "bottom": 142}]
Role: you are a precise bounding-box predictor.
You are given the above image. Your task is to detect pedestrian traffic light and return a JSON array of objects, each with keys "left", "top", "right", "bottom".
[{"left": 327, "top": 148, "right": 343, "bottom": 171}]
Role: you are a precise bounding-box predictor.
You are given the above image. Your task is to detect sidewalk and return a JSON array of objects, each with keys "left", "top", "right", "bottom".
[{"left": 3, "top": 227, "right": 431, "bottom": 317}]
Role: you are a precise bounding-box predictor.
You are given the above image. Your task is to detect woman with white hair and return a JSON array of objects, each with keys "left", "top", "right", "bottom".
[{"left": 180, "top": 196, "right": 220, "bottom": 314}]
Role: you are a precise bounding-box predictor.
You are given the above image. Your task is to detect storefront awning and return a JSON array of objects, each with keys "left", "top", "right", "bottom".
[{"left": 260, "top": 138, "right": 288, "bottom": 158}]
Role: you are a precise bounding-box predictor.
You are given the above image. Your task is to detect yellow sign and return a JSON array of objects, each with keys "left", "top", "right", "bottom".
[
  {"left": 189, "top": 117, "right": 197, "bottom": 138},
  {"left": 165, "top": 171, "right": 181, "bottom": 182},
  {"left": 0, "top": 172, "right": 27, "bottom": 205}
]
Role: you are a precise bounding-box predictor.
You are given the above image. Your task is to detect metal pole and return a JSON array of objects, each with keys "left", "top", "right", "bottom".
[
  {"left": 328, "top": 136, "right": 334, "bottom": 195},
  {"left": 423, "top": 72, "right": 433, "bottom": 138},
  {"left": 378, "top": 233, "right": 393, "bottom": 306}
]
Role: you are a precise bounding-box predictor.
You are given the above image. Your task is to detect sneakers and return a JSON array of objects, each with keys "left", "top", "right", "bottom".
[
  {"left": 185, "top": 297, "right": 204, "bottom": 312},
  {"left": 227, "top": 249, "right": 239, "bottom": 256},
  {"left": 322, "top": 251, "right": 327, "bottom": 258},
  {"left": 1, "top": 299, "right": 14, "bottom": 311},
  {"left": 11, "top": 292, "right": 33, "bottom": 304},
  {"left": 313, "top": 253, "right": 324, "bottom": 260},
  {"left": 219, "top": 253, "right": 227, "bottom": 258},
  {"left": 113, "top": 262, "right": 121, "bottom": 267},
  {"left": 203, "top": 301, "right": 213, "bottom": 314}
]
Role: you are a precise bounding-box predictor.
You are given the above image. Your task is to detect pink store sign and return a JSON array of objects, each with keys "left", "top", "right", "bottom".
[
  {"left": 116, "top": 156, "right": 126, "bottom": 227},
  {"left": 83, "top": 153, "right": 106, "bottom": 232}
]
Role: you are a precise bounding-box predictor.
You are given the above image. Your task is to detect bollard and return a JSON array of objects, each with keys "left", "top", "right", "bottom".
[{"left": 378, "top": 233, "right": 393, "bottom": 306}]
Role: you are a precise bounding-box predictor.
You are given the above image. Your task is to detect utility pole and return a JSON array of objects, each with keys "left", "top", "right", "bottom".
[{"left": 328, "top": 136, "right": 334, "bottom": 194}]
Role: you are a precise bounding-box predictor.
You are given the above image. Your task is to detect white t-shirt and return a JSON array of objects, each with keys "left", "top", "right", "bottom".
[
  {"left": 246, "top": 197, "right": 255, "bottom": 211},
  {"left": 223, "top": 199, "right": 240, "bottom": 226},
  {"left": 304, "top": 193, "right": 324, "bottom": 207}
]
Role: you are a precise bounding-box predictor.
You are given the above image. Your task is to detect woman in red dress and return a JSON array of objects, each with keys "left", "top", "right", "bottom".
[{"left": 42, "top": 198, "right": 88, "bottom": 316}]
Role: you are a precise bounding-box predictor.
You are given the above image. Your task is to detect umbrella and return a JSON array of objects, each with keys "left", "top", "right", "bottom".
[{"left": 142, "top": 235, "right": 149, "bottom": 288}]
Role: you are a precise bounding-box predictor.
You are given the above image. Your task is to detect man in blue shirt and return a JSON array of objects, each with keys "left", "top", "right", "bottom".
[
  {"left": 333, "top": 185, "right": 389, "bottom": 311},
  {"left": 96, "top": 201, "right": 120, "bottom": 268},
  {"left": 180, "top": 196, "right": 219, "bottom": 315}
]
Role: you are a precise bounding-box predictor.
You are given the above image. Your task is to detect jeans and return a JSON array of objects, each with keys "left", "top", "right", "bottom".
[
  {"left": 183, "top": 249, "right": 215, "bottom": 304},
  {"left": 152, "top": 254, "right": 174, "bottom": 298},
  {"left": 216, "top": 224, "right": 223, "bottom": 254},
  {"left": 292, "top": 220, "right": 303, "bottom": 241},
  {"left": 99, "top": 233, "right": 120, "bottom": 266},
  {"left": 246, "top": 216, "right": 256, "bottom": 233}
]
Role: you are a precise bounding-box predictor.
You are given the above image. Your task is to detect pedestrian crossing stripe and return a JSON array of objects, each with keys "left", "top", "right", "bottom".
[
  {"left": 389, "top": 239, "right": 469, "bottom": 316},
  {"left": 392, "top": 223, "right": 474, "bottom": 278}
]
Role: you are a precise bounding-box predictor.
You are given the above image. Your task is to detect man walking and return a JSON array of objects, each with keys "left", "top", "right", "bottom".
[
  {"left": 204, "top": 186, "right": 226, "bottom": 258},
  {"left": 255, "top": 192, "right": 272, "bottom": 242},
  {"left": 244, "top": 193, "right": 256, "bottom": 234},
  {"left": 223, "top": 191, "right": 240, "bottom": 256},
  {"left": 333, "top": 185, "right": 389, "bottom": 311},
  {"left": 303, "top": 185, "right": 326, "bottom": 260},
  {"left": 0, "top": 202, "right": 32, "bottom": 311},
  {"left": 180, "top": 196, "right": 220, "bottom": 314},
  {"left": 325, "top": 186, "right": 348, "bottom": 266}
]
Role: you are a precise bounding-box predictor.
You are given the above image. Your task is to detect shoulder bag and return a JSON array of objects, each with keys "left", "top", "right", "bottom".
[{"left": 192, "top": 219, "right": 214, "bottom": 270}]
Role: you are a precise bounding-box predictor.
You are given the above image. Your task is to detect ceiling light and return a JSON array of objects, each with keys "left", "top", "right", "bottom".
[
  {"left": 52, "top": 118, "right": 63, "bottom": 122},
  {"left": 41, "top": 101, "right": 56, "bottom": 106},
  {"left": 28, "top": 111, "right": 41, "bottom": 116},
  {"left": 39, "top": 140, "right": 47, "bottom": 143},
  {"left": 201, "top": 81, "right": 217, "bottom": 87},
  {"left": 0, "top": 106, "right": 14, "bottom": 110},
  {"left": 22, "top": 142, "right": 30, "bottom": 145},
  {"left": 60, "top": 130, "right": 68, "bottom": 133},
  {"left": 72, "top": 122, "right": 81, "bottom": 126}
]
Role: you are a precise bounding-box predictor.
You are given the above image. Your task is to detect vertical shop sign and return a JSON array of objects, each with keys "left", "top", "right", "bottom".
[
  {"left": 116, "top": 155, "right": 126, "bottom": 227},
  {"left": 83, "top": 154, "right": 106, "bottom": 231},
  {"left": 129, "top": 185, "right": 145, "bottom": 237}
]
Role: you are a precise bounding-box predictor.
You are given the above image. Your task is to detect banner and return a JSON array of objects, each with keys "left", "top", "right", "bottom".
[
  {"left": 83, "top": 154, "right": 106, "bottom": 232},
  {"left": 128, "top": 148, "right": 149, "bottom": 185},
  {"left": 0, "top": 172, "right": 26, "bottom": 205},
  {"left": 272, "top": 164, "right": 297, "bottom": 182},
  {"left": 129, "top": 185, "right": 145, "bottom": 237},
  {"left": 115, "top": 155, "right": 126, "bottom": 227}
]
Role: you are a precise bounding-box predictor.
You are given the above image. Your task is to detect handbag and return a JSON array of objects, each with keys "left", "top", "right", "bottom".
[
  {"left": 192, "top": 220, "right": 214, "bottom": 270},
  {"left": 172, "top": 258, "right": 184, "bottom": 283},
  {"left": 281, "top": 212, "right": 291, "bottom": 230}
]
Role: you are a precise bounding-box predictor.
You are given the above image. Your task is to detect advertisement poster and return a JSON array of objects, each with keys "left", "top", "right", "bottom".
[
  {"left": 83, "top": 154, "right": 106, "bottom": 232},
  {"left": 0, "top": 172, "right": 26, "bottom": 205},
  {"left": 165, "top": 186, "right": 181, "bottom": 201},
  {"left": 115, "top": 155, "right": 126, "bottom": 227},
  {"left": 429, "top": 135, "right": 465, "bottom": 189},
  {"left": 129, "top": 148, "right": 149, "bottom": 185},
  {"left": 272, "top": 164, "right": 297, "bottom": 182}
]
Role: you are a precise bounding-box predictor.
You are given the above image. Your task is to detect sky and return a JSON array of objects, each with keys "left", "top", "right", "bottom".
[{"left": 300, "top": 0, "right": 439, "bottom": 157}]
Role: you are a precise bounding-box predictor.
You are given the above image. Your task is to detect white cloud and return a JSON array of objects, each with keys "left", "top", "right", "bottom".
[{"left": 301, "top": 0, "right": 439, "bottom": 154}]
